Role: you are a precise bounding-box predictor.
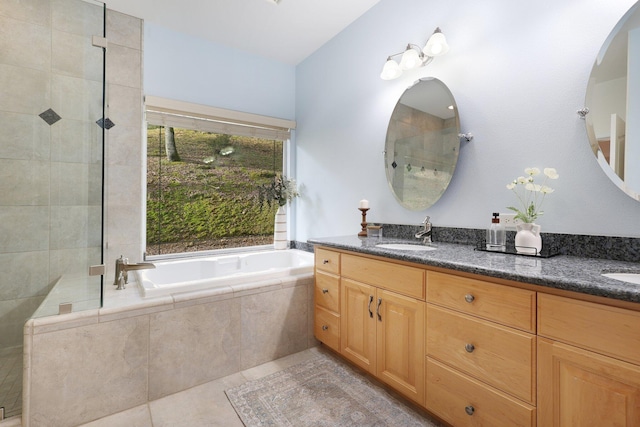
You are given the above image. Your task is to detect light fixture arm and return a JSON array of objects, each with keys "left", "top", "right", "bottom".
[{"left": 386, "top": 44, "right": 433, "bottom": 64}]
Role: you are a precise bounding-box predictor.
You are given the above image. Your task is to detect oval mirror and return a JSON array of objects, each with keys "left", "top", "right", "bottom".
[
  {"left": 384, "top": 77, "right": 461, "bottom": 210},
  {"left": 585, "top": 2, "right": 640, "bottom": 201}
]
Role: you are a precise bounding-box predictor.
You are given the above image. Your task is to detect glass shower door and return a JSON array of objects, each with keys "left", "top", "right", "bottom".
[{"left": 0, "top": 0, "right": 105, "bottom": 418}]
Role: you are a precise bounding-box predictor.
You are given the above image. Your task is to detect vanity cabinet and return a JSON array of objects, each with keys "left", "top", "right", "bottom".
[
  {"left": 340, "top": 277, "right": 426, "bottom": 402},
  {"left": 313, "top": 248, "right": 341, "bottom": 351},
  {"left": 313, "top": 245, "right": 640, "bottom": 427},
  {"left": 537, "top": 294, "right": 640, "bottom": 426},
  {"left": 340, "top": 253, "right": 425, "bottom": 405},
  {"left": 426, "top": 271, "right": 537, "bottom": 427}
]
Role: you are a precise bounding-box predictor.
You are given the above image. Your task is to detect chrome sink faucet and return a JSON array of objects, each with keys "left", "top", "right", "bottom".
[
  {"left": 113, "top": 255, "right": 155, "bottom": 290},
  {"left": 415, "top": 216, "right": 433, "bottom": 244}
]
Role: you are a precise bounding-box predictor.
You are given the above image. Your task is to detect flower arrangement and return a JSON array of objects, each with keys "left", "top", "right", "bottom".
[
  {"left": 257, "top": 175, "right": 299, "bottom": 208},
  {"left": 506, "top": 167, "right": 559, "bottom": 223}
]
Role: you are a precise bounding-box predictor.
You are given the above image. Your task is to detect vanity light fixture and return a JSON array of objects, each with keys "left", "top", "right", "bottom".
[{"left": 380, "top": 27, "right": 449, "bottom": 80}]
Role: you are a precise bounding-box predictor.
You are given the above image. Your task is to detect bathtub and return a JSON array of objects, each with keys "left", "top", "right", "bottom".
[{"left": 136, "top": 249, "right": 314, "bottom": 298}]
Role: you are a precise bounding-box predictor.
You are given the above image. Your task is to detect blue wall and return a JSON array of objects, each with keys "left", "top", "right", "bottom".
[
  {"left": 144, "top": 22, "right": 296, "bottom": 120},
  {"left": 141, "top": 0, "right": 640, "bottom": 242},
  {"left": 294, "top": 0, "right": 640, "bottom": 240}
]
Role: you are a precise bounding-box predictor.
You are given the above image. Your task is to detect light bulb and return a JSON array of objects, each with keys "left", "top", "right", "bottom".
[
  {"left": 399, "top": 46, "right": 422, "bottom": 70},
  {"left": 380, "top": 58, "right": 402, "bottom": 80},
  {"left": 423, "top": 29, "right": 449, "bottom": 57}
]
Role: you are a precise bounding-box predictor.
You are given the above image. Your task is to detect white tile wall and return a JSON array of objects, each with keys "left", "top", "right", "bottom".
[
  {"left": 0, "top": 64, "right": 50, "bottom": 115},
  {"left": 0, "top": 112, "right": 50, "bottom": 161},
  {"left": 0, "top": 15, "right": 51, "bottom": 71},
  {"left": 0, "top": 0, "right": 52, "bottom": 26}
]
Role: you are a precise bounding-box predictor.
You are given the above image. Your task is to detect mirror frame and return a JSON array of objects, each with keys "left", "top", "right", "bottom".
[{"left": 384, "top": 77, "right": 461, "bottom": 210}]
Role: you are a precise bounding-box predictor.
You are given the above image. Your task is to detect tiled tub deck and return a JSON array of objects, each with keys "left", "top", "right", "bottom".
[{"left": 22, "top": 273, "right": 315, "bottom": 427}]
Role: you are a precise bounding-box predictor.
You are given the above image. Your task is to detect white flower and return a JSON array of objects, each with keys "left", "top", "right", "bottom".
[
  {"left": 506, "top": 166, "right": 559, "bottom": 223},
  {"left": 544, "top": 168, "right": 559, "bottom": 179},
  {"left": 540, "top": 185, "right": 554, "bottom": 194},
  {"left": 525, "top": 167, "right": 540, "bottom": 176}
]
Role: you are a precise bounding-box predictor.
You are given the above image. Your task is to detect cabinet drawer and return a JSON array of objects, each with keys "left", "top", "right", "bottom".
[
  {"left": 427, "top": 271, "right": 536, "bottom": 332},
  {"left": 314, "top": 306, "right": 340, "bottom": 351},
  {"left": 426, "top": 358, "right": 536, "bottom": 427},
  {"left": 427, "top": 305, "right": 536, "bottom": 404},
  {"left": 315, "top": 248, "right": 340, "bottom": 275},
  {"left": 342, "top": 254, "right": 425, "bottom": 300},
  {"left": 314, "top": 271, "right": 340, "bottom": 313},
  {"left": 538, "top": 293, "right": 640, "bottom": 365}
]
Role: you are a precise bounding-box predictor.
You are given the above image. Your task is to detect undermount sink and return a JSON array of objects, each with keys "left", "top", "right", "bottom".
[
  {"left": 602, "top": 273, "right": 640, "bottom": 285},
  {"left": 376, "top": 243, "right": 437, "bottom": 251}
]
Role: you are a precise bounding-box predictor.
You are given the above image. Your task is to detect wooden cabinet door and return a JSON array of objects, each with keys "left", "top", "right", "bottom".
[
  {"left": 340, "top": 278, "right": 376, "bottom": 374},
  {"left": 538, "top": 337, "right": 640, "bottom": 427},
  {"left": 376, "top": 288, "right": 425, "bottom": 405}
]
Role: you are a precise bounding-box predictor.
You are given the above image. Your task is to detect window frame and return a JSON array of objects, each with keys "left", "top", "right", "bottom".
[{"left": 143, "top": 96, "right": 296, "bottom": 259}]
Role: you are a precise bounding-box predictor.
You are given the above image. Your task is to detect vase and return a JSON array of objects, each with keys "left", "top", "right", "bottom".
[
  {"left": 515, "top": 223, "right": 542, "bottom": 255},
  {"left": 274, "top": 205, "right": 287, "bottom": 250}
]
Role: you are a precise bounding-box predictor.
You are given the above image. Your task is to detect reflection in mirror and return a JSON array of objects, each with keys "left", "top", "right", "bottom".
[
  {"left": 385, "top": 77, "right": 461, "bottom": 210},
  {"left": 586, "top": 2, "right": 640, "bottom": 200}
]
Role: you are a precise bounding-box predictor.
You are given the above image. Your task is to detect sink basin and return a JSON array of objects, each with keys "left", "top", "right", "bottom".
[
  {"left": 376, "top": 243, "right": 437, "bottom": 251},
  {"left": 602, "top": 273, "right": 640, "bottom": 285}
]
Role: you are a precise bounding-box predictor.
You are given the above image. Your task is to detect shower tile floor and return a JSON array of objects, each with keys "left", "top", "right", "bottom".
[{"left": 0, "top": 347, "right": 22, "bottom": 419}]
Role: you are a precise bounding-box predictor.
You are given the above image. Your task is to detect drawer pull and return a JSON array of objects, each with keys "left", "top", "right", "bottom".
[
  {"left": 465, "top": 405, "right": 475, "bottom": 416},
  {"left": 377, "top": 298, "right": 382, "bottom": 321},
  {"left": 322, "top": 288, "right": 329, "bottom": 294},
  {"left": 322, "top": 325, "right": 329, "bottom": 331},
  {"left": 464, "top": 294, "right": 475, "bottom": 303},
  {"left": 464, "top": 343, "right": 475, "bottom": 353},
  {"left": 368, "top": 295, "right": 374, "bottom": 318},
  {"left": 323, "top": 259, "right": 330, "bottom": 264}
]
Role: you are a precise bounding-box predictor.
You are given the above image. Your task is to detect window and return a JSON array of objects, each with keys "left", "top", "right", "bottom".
[{"left": 144, "top": 97, "right": 295, "bottom": 256}]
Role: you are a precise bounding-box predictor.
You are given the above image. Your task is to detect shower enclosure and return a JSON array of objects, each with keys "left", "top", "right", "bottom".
[{"left": 0, "top": 0, "right": 105, "bottom": 418}]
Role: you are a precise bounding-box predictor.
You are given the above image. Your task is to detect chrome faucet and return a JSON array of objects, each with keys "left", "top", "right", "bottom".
[
  {"left": 415, "top": 216, "right": 433, "bottom": 244},
  {"left": 114, "top": 255, "right": 155, "bottom": 290}
]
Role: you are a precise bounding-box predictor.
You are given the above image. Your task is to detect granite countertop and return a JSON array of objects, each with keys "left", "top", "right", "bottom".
[{"left": 307, "top": 235, "right": 640, "bottom": 304}]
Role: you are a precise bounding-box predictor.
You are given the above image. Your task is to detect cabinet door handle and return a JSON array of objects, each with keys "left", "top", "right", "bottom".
[
  {"left": 368, "top": 295, "right": 374, "bottom": 318},
  {"left": 322, "top": 288, "right": 329, "bottom": 294},
  {"left": 464, "top": 294, "right": 475, "bottom": 303},
  {"left": 465, "top": 405, "right": 475, "bottom": 416},
  {"left": 322, "top": 325, "right": 329, "bottom": 331},
  {"left": 465, "top": 343, "right": 475, "bottom": 353},
  {"left": 323, "top": 259, "right": 330, "bottom": 264},
  {"left": 376, "top": 298, "right": 382, "bottom": 321}
]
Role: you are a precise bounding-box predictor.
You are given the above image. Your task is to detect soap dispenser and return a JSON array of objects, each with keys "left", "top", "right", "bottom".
[{"left": 486, "top": 212, "right": 506, "bottom": 252}]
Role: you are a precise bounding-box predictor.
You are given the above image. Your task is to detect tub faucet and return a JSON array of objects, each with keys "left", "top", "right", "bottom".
[
  {"left": 415, "top": 216, "right": 433, "bottom": 245},
  {"left": 114, "top": 255, "right": 155, "bottom": 290}
]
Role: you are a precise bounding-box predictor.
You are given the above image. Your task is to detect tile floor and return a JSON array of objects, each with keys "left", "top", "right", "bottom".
[
  {"left": 79, "top": 347, "right": 325, "bottom": 427},
  {"left": 0, "top": 347, "right": 22, "bottom": 419},
  {"left": 0, "top": 345, "right": 437, "bottom": 427}
]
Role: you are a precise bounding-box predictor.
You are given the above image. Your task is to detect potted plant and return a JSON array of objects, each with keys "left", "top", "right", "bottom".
[
  {"left": 506, "top": 167, "right": 559, "bottom": 254},
  {"left": 257, "top": 175, "right": 299, "bottom": 249}
]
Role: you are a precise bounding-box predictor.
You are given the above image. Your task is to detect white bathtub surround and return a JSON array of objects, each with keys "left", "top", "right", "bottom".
[
  {"left": 138, "top": 249, "right": 313, "bottom": 297},
  {"left": 22, "top": 269, "right": 315, "bottom": 427}
]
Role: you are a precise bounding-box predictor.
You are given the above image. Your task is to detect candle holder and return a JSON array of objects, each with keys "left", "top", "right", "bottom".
[{"left": 358, "top": 208, "right": 369, "bottom": 237}]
